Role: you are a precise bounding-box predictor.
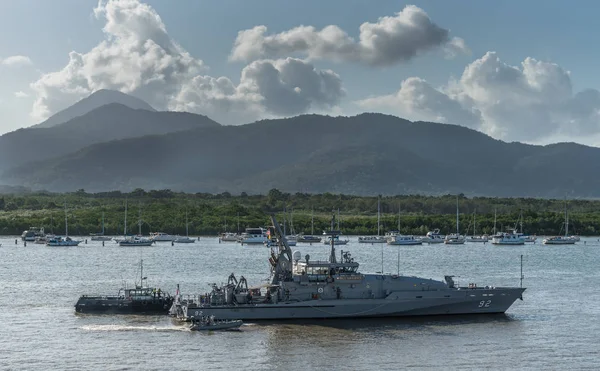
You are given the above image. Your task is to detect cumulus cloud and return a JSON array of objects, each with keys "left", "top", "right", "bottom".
[
  {"left": 29, "top": 0, "right": 343, "bottom": 124},
  {"left": 30, "top": 0, "right": 205, "bottom": 121},
  {"left": 230, "top": 5, "right": 467, "bottom": 66},
  {"left": 357, "top": 52, "right": 600, "bottom": 142},
  {"left": 170, "top": 57, "right": 344, "bottom": 124},
  {"left": 14, "top": 91, "right": 29, "bottom": 98},
  {"left": 0, "top": 55, "right": 33, "bottom": 67}
]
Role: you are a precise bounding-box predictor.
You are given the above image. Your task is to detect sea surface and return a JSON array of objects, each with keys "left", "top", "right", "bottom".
[{"left": 0, "top": 235, "right": 599, "bottom": 370}]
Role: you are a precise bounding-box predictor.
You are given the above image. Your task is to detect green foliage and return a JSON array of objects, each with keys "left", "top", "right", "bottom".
[{"left": 0, "top": 189, "right": 597, "bottom": 236}]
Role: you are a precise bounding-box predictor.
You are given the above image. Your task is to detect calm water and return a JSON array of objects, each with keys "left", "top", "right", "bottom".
[{"left": 0, "top": 236, "right": 599, "bottom": 370}]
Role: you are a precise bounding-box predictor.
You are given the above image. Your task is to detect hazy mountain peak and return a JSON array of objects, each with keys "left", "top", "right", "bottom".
[{"left": 32, "top": 90, "right": 156, "bottom": 129}]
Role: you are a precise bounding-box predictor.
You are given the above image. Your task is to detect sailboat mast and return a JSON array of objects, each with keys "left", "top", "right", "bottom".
[
  {"left": 283, "top": 208, "right": 287, "bottom": 236},
  {"left": 237, "top": 212, "right": 240, "bottom": 234},
  {"left": 494, "top": 208, "right": 497, "bottom": 234},
  {"left": 311, "top": 208, "right": 315, "bottom": 235},
  {"left": 124, "top": 199, "right": 128, "bottom": 236},
  {"left": 565, "top": 198, "right": 569, "bottom": 237},
  {"left": 456, "top": 197, "right": 459, "bottom": 235},
  {"left": 64, "top": 202, "right": 68, "bottom": 237},
  {"left": 473, "top": 210, "right": 476, "bottom": 236},
  {"left": 397, "top": 205, "right": 401, "bottom": 232},
  {"left": 377, "top": 198, "right": 381, "bottom": 236},
  {"left": 138, "top": 205, "right": 142, "bottom": 236},
  {"left": 185, "top": 208, "right": 189, "bottom": 237},
  {"left": 101, "top": 211, "right": 105, "bottom": 235}
]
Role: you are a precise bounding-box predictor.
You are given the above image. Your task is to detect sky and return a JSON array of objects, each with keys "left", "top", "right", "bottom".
[{"left": 1, "top": 0, "right": 600, "bottom": 146}]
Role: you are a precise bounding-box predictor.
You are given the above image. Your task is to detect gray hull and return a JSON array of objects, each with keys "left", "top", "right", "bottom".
[{"left": 183, "top": 287, "right": 525, "bottom": 320}]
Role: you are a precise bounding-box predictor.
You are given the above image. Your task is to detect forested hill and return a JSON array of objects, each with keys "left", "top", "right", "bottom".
[{"left": 5, "top": 113, "right": 600, "bottom": 197}]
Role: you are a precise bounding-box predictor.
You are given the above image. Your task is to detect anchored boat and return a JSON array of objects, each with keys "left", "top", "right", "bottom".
[{"left": 171, "top": 214, "right": 525, "bottom": 320}]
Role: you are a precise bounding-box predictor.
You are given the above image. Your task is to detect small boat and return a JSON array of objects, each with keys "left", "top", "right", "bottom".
[
  {"left": 21, "top": 227, "right": 45, "bottom": 242},
  {"left": 47, "top": 236, "right": 81, "bottom": 247},
  {"left": 569, "top": 235, "right": 580, "bottom": 242},
  {"left": 358, "top": 236, "right": 387, "bottom": 244},
  {"left": 285, "top": 235, "right": 298, "bottom": 246},
  {"left": 219, "top": 232, "right": 239, "bottom": 242},
  {"left": 150, "top": 232, "right": 176, "bottom": 242},
  {"left": 359, "top": 198, "right": 387, "bottom": 244},
  {"left": 189, "top": 314, "right": 243, "bottom": 331},
  {"left": 47, "top": 203, "right": 81, "bottom": 246},
  {"left": 543, "top": 236, "right": 576, "bottom": 245},
  {"left": 297, "top": 235, "right": 322, "bottom": 243},
  {"left": 174, "top": 209, "right": 195, "bottom": 243},
  {"left": 491, "top": 230, "right": 525, "bottom": 245},
  {"left": 119, "top": 236, "right": 154, "bottom": 247},
  {"left": 467, "top": 210, "right": 488, "bottom": 242},
  {"left": 240, "top": 228, "right": 268, "bottom": 245},
  {"left": 543, "top": 199, "right": 577, "bottom": 245},
  {"left": 323, "top": 235, "right": 349, "bottom": 245},
  {"left": 387, "top": 234, "right": 422, "bottom": 245},
  {"left": 298, "top": 209, "right": 322, "bottom": 243},
  {"left": 421, "top": 229, "right": 445, "bottom": 244},
  {"left": 90, "top": 212, "right": 112, "bottom": 241},
  {"left": 75, "top": 259, "right": 173, "bottom": 314},
  {"left": 444, "top": 197, "right": 465, "bottom": 245}
]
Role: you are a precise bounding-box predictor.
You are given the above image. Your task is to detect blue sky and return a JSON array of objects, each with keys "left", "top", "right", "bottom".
[{"left": 1, "top": 0, "right": 599, "bottom": 145}]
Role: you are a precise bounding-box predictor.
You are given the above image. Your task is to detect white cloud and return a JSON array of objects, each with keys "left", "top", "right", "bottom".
[
  {"left": 230, "top": 5, "right": 467, "bottom": 66},
  {"left": 29, "top": 0, "right": 343, "bottom": 124},
  {"left": 0, "top": 55, "right": 33, "bottom": 67},
  {"left": 14, "top": 91, "right": 29, "bottom": 98},
  {"left": 170, "top": 57, "right": 344, "bottom": 124},
  {"left": 357, "top": 52, "right": 600, "bottom": 142}
]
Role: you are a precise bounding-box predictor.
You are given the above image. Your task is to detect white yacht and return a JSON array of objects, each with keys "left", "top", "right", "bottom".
[
  {"left": 444, "top": 197, "right": 465, "bottom": 245},
  {"left": 387, "top": 234, "right": 422, "bottom": 245},
  {"left": 150, "top": 232, "right": 176, "bottom": 242},
  {"left": 491, "top": 230, "right": 525, "bottom": 245},
  {"left": 240, "top": 228, "right": 268, "bottom": 245},
  {"left": 422, "top": 229, "right": 445, "bottom": 244}
]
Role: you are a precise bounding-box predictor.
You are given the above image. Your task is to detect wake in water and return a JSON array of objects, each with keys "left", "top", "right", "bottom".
[{"left": 80, "top": 324, "right": 190, "bottom": 332}]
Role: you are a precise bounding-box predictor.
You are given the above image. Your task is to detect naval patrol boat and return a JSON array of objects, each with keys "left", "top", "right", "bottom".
[{"left": 172, "top": 215, "right": 525, "bottom": 320}]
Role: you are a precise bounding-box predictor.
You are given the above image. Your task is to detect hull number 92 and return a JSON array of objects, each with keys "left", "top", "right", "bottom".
[{"left": 478, "top": 300, "right": 492, "bottom": 308}]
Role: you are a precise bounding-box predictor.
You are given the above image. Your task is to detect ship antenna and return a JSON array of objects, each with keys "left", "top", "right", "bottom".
[{"left": 520, "top": 254, "right": 524, "bottom": 289}]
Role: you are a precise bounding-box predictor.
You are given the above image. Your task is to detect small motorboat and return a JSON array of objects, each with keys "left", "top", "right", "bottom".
[{"left": 189, "top": 314, "right": 243, "bottom": 331}]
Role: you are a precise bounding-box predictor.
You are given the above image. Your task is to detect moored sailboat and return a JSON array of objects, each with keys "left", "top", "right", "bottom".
[
  {"left": 444, "top": 197, "right": 466, "bottom": 245},
  {"left": 47, "top": 202, "right": 81, "bottom": 247}
]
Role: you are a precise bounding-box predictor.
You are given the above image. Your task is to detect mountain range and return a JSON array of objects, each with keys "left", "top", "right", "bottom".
[{"left": 1, "top": 90, "right": 599, "bottom": 198}]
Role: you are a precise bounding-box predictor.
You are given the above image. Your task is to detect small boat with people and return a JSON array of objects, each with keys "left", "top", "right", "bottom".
[{"left": 188, "top": 313, "right": 243, "bottom": 331}]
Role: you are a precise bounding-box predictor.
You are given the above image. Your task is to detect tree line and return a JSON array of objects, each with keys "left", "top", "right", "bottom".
[{"left": 0, "top": 188, "right": 597, "bottom": 236}]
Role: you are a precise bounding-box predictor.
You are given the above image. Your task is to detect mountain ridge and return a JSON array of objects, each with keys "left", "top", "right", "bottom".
[{"left": 4, "top": 112, "right": 600, "bottom": 198}]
